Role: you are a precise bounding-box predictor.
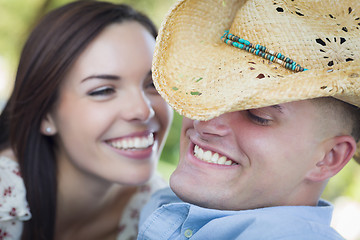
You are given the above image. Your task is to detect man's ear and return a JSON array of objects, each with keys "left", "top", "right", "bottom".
[
  {"left": 40, "top": 113, "right": 57, "bottom": 136},
  {"left": 306, "top": 135, "right": 357, "bottom": 182}
]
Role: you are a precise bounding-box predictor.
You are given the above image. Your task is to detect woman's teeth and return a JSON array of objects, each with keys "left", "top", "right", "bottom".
[
  {"left": 193, "top": 145, "right": 237, "bottom": 165},
  {"left": 108, "top": 133, "right": 154, "bottom": 150}
]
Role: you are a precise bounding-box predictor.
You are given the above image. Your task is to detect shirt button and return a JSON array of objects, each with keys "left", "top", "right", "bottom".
[{"left": 184, "top": 229, "right": 193, "bottom": 238}]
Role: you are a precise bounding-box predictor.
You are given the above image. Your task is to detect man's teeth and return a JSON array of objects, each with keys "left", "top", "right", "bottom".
[
  {"left": 108, "top": 133, "right": 154, "bottom": 150},
  {"left": 194, "top": 145, "right": 237, "bottom": 165}
]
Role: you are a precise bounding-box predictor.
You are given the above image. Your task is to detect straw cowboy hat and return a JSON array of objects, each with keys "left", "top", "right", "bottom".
[{"left": 152, "top": 0, "right": 360, "bottom": 162}]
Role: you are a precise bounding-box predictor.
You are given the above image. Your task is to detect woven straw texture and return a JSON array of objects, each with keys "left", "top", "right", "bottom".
[{"left": 153, "top": 0, "right": 360, "bottom": 162}]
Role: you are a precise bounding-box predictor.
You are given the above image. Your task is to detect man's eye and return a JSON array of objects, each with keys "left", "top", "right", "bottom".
[
  {"left": 247, "top": 110, "right": 271, "bottom": 126},
  {"left": 88, "top": 87, "right": 115, "bottom": 96}
]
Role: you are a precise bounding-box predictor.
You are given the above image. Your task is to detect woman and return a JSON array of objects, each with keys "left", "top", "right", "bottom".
[{"left": 0, "top": 1, "right": 173, "bottom": 239}]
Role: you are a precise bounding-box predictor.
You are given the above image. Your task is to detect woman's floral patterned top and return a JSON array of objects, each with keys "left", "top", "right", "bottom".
[{"left": 0, "top": 155, "right": 166, "bottom": 240}]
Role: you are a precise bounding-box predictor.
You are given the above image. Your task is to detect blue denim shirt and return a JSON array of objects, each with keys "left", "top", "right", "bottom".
[{"left": 138, "top": 188, "right": 344, "bottom": 240}]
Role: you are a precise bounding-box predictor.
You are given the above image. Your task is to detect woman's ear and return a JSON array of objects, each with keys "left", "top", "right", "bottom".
[
  {"left": 40, "top": 113, "right": 57, "bottom": 136},
  {"left": 306, "top": 135, "right": 357, "bottom": 182}
]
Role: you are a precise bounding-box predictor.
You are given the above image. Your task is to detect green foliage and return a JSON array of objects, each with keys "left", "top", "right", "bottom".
[
  {"left": 0, "top": 0, "right": 42, "bottom": 68},
  {"left": 160, "top": 111, "right": 182, "bottom": 163},
  {"left": 322, "top": 160, "right": 360, "bottom": 202}
]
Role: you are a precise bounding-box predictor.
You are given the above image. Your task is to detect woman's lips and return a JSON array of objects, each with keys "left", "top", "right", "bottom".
[
  {"left": 106, "top": 132, "right": 154, "bottom": 150},
  {"left": 105, "top": 132, "right": 156, "bottom": 159}
]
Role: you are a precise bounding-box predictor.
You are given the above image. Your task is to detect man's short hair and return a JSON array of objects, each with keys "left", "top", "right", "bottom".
[{"left": 313, "top": 97, "right": 360, "bottom": 142}]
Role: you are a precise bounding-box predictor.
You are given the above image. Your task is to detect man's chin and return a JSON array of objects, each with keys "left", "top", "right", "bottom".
[{"left": 170, "top": 175, "right": 220, "bottom": 209}]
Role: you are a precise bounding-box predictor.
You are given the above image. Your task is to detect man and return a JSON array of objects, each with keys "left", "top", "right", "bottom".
[{"left": 138, "top": 0, "right": 360, "bottom": 239}]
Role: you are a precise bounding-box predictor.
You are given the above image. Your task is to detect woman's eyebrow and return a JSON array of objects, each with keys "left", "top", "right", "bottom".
[{"left": 81, "top": 74, "right": 120, "bottom": 83}]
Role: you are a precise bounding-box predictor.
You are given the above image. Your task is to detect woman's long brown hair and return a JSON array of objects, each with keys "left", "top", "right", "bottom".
[{"left": 0, "top": 1, "right": 157, "bottom": 239}]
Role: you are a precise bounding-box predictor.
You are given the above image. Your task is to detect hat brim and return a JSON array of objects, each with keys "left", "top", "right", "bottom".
[{"left": 153, "top": 0, "right": 360, "bottom": 121}]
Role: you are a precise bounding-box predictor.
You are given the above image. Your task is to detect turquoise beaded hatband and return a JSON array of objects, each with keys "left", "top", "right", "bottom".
[{"left": 221, "top": 30, "right": 308, "bottom": 72}]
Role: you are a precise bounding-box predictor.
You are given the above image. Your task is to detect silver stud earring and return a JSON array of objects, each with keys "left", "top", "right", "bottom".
[{"left": 46, "top": 127, "right": 52, "bottom": 133}]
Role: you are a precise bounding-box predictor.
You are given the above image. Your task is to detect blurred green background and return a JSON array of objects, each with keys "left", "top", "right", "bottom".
[{"left": 0, "top": 3, "right": 359, "bottom": 237}]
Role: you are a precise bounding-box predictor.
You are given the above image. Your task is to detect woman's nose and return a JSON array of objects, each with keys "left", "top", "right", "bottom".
[{"left": 121, "top": 90, "right": 154, "bottom": 122}]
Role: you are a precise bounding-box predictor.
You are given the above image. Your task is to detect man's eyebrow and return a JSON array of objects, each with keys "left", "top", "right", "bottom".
[
  {"left": 81, "top": 74, "right": 120, "bottom": 83},
  {"left": 271, "top": 105, "right": 284, "bottom": 113}
]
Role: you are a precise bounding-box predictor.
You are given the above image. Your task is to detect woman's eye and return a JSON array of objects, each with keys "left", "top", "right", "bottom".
[
  {"left": 247, "top": 110, "right": 271, "bottom": 126},
  {"left": 145, "top": 81, "right": 156, "bottom": 89},
  {"left": 88, "top": 86, "right": 115, "bottom": 96},
  {"left": 145, "top": 80, "right": 159, "bottom": 95}
]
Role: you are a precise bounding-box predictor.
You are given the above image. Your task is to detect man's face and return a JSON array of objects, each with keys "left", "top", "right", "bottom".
[{"left": 170, "top": 100, "right": 327, "bottom": 210}]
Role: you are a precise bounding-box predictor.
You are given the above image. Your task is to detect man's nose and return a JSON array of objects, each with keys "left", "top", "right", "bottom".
[{"left": 193, "top": 112, "right": 233, "bottom": 138}]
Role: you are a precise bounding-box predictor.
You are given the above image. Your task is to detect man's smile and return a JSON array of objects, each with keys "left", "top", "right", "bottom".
[{"left": 193, "top": 144, "right": 238, "bottom": 166}]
